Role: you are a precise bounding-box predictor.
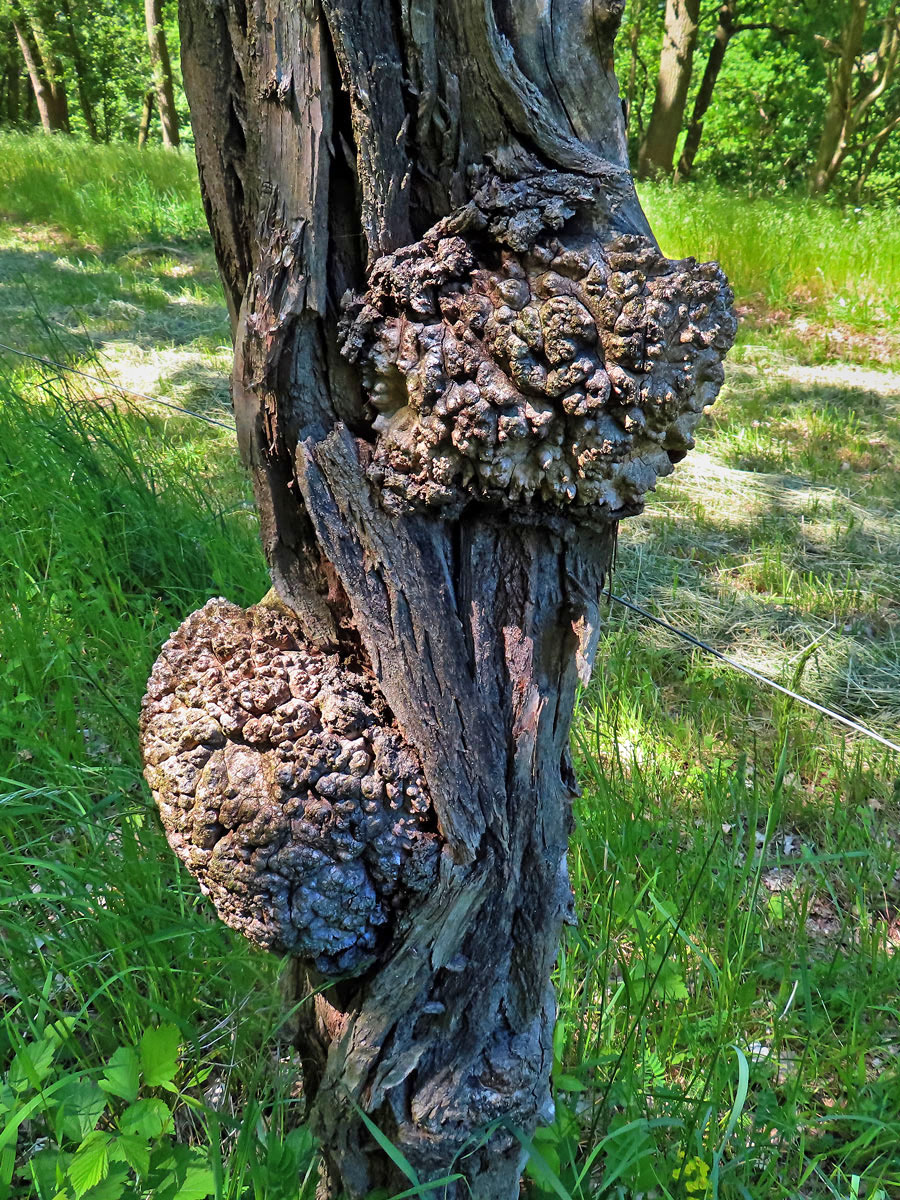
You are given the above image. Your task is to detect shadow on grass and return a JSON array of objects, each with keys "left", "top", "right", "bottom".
[{"left": 0, "top": 243, "right": 228, "bottom": 358}]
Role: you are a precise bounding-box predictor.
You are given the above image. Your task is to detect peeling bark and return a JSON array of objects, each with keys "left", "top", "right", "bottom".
[{"left": 146, "top": 1, "right": 737, "bottom": 1195}]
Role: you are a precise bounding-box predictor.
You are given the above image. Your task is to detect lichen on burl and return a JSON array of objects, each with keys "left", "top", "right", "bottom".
[
  {"left": 341, "top": 172, "right": 737, "bottom": 518},
  {"left": 140, "top": 599, "right": 439, "bottom": 975}
]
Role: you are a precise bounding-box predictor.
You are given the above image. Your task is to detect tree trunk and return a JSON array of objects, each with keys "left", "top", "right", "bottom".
[
  {"left": 144, "top": 2, "right": 736, "bottom": 1195},
  {"left": 625, "top": 0, "right": 642, "bottom": 134},
  {"left": 637, "top": 0, "right": 701, "bottom": 178},
  {"left": 58, "top": 0, "right": 99, "bottom": 140},
  {"left": 676, "top": 0, "right": 736, "bottom": 180},
  {"left": 13, "top": 17, "right": 68, "bottom": 133},
  {"left": 811, "top": 0, "right": 900, "bottom": 195},
  {"left": 144, "top": 0, "right": 179, "bottom": 148},
  {"left": 810, "top": 0, "right": 868, "bottom": 194},
  {"left": 138, "top": 88, "right": 154, "bottom": 146}
]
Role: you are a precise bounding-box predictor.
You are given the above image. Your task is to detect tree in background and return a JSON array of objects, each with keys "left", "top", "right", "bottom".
[
  {"left": 674, "top": 0, "right": 797, "bottom": 181},
  {"left": 144, "top": 0, "right": 178, "bottom": 148},
  {"left": 58, "top": 0, "right": 98, "bottom": 139},
  {"left": 141, "top": 0, "right": 735, "bottom": 1196},
  {"left": 0, "top": 0, "right": 184, "bottom": 143},
  {"left": 811, "top": 0, "right": 900, "bottom": 194},
  {"left": 10, "top": 1, "right": 69, "bottom": 133},
  {"left": 637, "top": 0, "right": 701, "bottom": 178}
]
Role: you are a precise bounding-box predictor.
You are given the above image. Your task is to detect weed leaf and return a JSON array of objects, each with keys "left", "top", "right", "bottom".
[
  {"left": 100, "top": 1046, "right": 141, "bottom": 1104},
  {"left": 118, "top": 1097, "right": 173, "bottom": 1140},
  {"left": 8, "top": 1034, "right": 56, "bottom": 1093},
  {"left": 140, "top": 1025, "right": 180, "bottom": 1088},
  {"left": 67, "top": 1130, "right": 112, "bottom": 1198},
  {"left": 110, "top": 1131, "right": 151, "bottom": 1178},
  {"left": 56, "top": 1078, "right": 108, "bottom": 1142}
]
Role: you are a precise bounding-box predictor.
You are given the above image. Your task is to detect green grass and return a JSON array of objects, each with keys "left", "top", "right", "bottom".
[
  {"left": 0, "top": 134, "right": 207, "bottom": 249},
  {"left": 1, "top": 137, "right": 899, "bottom": 1198},
  {"left": 641, "top": 182, "right": 900, "bottom": 364}
]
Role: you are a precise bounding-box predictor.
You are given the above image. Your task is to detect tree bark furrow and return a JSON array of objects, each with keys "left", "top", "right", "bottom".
[{"left": 147, "top": 3, "right": 738, "bottom": 1195}]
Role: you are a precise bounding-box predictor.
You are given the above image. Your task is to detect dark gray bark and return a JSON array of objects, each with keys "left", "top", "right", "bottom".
[
  {"left": 637, "top": 0, "right": 701, "bottom": 178},
  {"left": 148, "top": 2, "right": 736, "bottom": 1196}
]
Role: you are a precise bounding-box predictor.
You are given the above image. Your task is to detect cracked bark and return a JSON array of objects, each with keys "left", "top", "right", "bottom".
[{"left": 163, "top": 1, "right": 735, "bottom": 1195}]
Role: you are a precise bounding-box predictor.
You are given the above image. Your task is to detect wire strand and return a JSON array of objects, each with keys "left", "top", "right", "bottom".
[
  {"left": 0, "top": 341, "right": 237, "bottom": 432},
  {"left": 2, "top": 336, "right": 896, "bottom": 755},
  {"left": 607, "top": 592, "right": 900, "bottom": 756}
]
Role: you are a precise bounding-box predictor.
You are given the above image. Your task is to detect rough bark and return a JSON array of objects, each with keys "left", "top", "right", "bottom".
[
  {"left": 144, "top": 0, "right": 179, "bottom": 148},
  {"left": 144, "top": 2, "right": 736, "bottom": 1196},
  {"left": 13, "top": 15, "right": 68, "bottom": 133},
  {"left": 637, "top": 0, "right": 701, "bottom": 178}
]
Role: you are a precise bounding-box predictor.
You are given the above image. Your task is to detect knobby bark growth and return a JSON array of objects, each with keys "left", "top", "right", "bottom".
[
  {"left": 637, "top": 0, "right": 700, "bottom": 178},
  {"left": 142, "top": 1, "right": 736, "bottom": 1196}
]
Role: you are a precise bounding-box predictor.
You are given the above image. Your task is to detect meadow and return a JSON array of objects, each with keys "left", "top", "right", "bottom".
[{"left": 0, "top": 135, "right": 898, "bottom": 1199}]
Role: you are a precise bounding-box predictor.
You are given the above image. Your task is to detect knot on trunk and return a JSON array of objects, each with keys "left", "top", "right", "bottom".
[
  {"left": 140, "top": 599, "right": 440, "bottom": 975},
  {"left": 341, "top": 172, "right": 737, "bottom": 519}
]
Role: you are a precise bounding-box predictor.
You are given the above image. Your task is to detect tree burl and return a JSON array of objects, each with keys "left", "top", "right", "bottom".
[{"left": 141, "top": 0, "right": 736, "bottom": 1194}]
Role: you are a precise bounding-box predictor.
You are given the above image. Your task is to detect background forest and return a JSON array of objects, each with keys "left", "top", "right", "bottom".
[
  {"left": 0, "top": 2, "right": 899, "bottom": 1200},
  {"left": 2, "top": 0, "right": 900, "bottom": 199}
]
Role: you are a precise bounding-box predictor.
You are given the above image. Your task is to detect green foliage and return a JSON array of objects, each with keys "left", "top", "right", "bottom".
[
  {"left": 0, "top": 0, "right": 186, "bottom": 143},
  {"left": 641, "top": 181, "right": 900, "bottom": 346},
  {"left": 624, "top": 0, "right": 900, "bottom": 198},
  {"left": 1, "top": 141, "right": 898, "bottom": 1199},
  {"left": 1, "top": 1015, "right": 317, "bottom": 1200}
]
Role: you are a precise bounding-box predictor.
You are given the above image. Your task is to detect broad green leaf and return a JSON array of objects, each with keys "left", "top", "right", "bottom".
[
  {"left": 172, "top": 1161, "right": 215, "bottom": 1199},
  {"left": 0, "top": 1081, "right": 15, "bottom": 1115},
  {"left": 109, "top": 1132, "right": 150, "bottom": 1179},
  {"left": 29, "top": 1147, "right": 72, "bottom": 1200},
  {"left": 553, "top": 1074, "right": 585, "bottom": 1093},
  {"left": 81, "top": 1163, "right": 130, "bottom": 1200},
  {"left": 139, "top": 1026, "right": 180, "bottom": 1089},
  {"left": 118, "top": 1098, "right": 173, "bottom": 1140},
  {"left": 44, "top": 1018, "right": 79, "bottom": 1049},
  {"left": 67, "top": 1131, "right": 112, "bottom": 1199},
  {"left": 100, "top": 1047, "right": 140, "bottom": 1104},
  {"left": 8, "top": 1034, "right": 56, "bottom": 1093},
  {"left": 56, "top": 1079, "right": 108, "bottom": 1142},
  {"left": 149, "top": 1146, "right": 211, "bottom": 1200}
]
